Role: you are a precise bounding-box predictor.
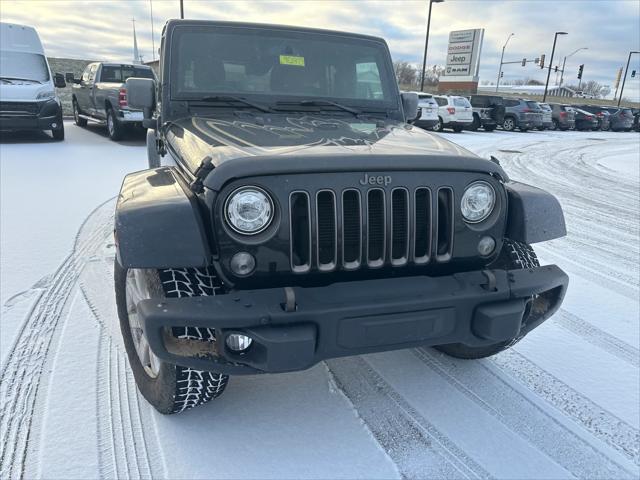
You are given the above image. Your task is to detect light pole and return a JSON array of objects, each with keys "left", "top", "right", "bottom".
[
  {"left": 617, "top": 50, "right": 639, "bottom": 106},
  {"left": 559, "top": 47, "right": 587, "bottom": 87},
  {"left": 543, "top": 31, "right": 568, "bottom": 102},
  {"left": 496, "top": 32, "right": 514, "bottom": 92},
  {"left": 420, "top": 0, "right": 444, "bottom": 91},
  {"left": 180, "top": 0, "right": 184, "bottom": 19}
]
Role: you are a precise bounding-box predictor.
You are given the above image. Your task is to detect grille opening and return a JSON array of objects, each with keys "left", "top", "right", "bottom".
[
  {"left": 342, "top": 190, "right": 361, "bottom": 267},
  {"left": 414, "top": 188, "right": 431, "bottom": 262},
  {"left": 391, "top": 189, "right": 409, "bottom": 264},
  {"left": 367, "top": 189, "right": 385, "bottom": 265},
  {"left": 290, "top": 192, "right": 311, "bottom": 271},
  {"left": 436, "top": 188, "right": 454, "bottom": 260},
  {"left": 316, "top": 191, "right": 336, "bottom": 269}
]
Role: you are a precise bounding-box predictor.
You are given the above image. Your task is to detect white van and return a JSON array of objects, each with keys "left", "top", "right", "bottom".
[{"left": 0, "top": 22, "right": 66, "bottom": 140}]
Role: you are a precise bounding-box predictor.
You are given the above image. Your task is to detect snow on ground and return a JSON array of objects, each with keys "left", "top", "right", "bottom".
[{"left": 1, "top": 122, "right": 638, "bottom": 479}]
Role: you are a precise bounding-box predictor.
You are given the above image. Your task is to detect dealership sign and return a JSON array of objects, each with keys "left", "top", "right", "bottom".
[{"left": 443, "top": 29, "right": 484, "bottom": 79}]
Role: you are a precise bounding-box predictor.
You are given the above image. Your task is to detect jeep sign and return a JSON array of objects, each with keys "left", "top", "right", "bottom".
[{"left": 443, "top": 28, "right": 484, "bottom": 79}]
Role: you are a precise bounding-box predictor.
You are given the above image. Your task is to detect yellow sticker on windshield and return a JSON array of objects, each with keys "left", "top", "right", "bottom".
[{"left": 280, "top": 55, "right": 305, "bottom": 67}]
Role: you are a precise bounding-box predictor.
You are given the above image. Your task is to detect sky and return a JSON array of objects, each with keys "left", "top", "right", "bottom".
[{"left": 1, "top": 0, "right": 639, "bottom": 101}]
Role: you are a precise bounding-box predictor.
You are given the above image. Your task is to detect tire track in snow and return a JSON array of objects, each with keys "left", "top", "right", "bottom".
[
  {"left": 554, "top": 309, "right": 639, "bottom": 368},
  {"left": 490, "top": 349, "right": 640, "bottom": 466},
  {"left": 326, "top": 357, "right": 491, "bottom": 479},
  {"left": 0, "top": 199, "right": 114, "bottom": 479},
  {"left": 414, "top": 348, "right": 637, "bottom": 478}
]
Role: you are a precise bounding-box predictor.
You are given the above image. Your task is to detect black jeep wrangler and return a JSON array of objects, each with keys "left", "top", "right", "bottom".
[{"left": 115, "top": 20, "right": 569, "bottom": 414}]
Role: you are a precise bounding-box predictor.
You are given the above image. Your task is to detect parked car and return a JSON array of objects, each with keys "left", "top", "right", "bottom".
[
  {"left": 468, "top": 94, "right": 505, "bottom": 132},
  {"left": 572, "top": 108, "right": 599, "bottom": 131},
  {"left": 0, "top": 22, "right": 66, "bottom": 140},
  {"left": 413, "top": 92, "right": 439, "bottom": 130},
  {"left": 114, "top": 19, "right": 568, "bottom": 415},
  {"left": 68, "top": 62, "right": 156, "bottom": 140},
  {"left": 432, "top": 95, "right": 473, "bottom": 132},
  {"left": 537, "top": 103, "right": 554, "bottom": 130},
  {"left": 502, "top": 98, "right": 542, "bottom": 132},
  {"left": 549, "top": 103, "right": 576, "bottom": 130},
  {"left": 577, "top": 105, "right": 611, "bottom": 130},
  {"left": 602, "top": 107, "right": 635, "bottom": 132}
]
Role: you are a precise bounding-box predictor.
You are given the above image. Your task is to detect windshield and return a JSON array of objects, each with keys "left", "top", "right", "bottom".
[
  {"left": 100, "top": 65, "right": 155, "bottom": 82},
  {"left": 170, "top": 26, "right": 397, "bottom": 108},
  {"left": 0, "top": 51, "right": 49, "bottom": 82},
  {"left": 453, "top": 97, "right": 470, "bottom": 108}
]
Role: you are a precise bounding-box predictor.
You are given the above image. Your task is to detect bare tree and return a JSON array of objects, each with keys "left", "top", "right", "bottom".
[
  {"left": 565, "top": 80, "right": 611, "bottom": 98},
  {"left": 393, "top": 61, "right": 417, "bottom": 87}
]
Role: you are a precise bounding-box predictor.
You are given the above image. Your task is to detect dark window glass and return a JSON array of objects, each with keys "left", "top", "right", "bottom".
[{"left": 100, "top": 66, "right": 155, "bottom": 82}]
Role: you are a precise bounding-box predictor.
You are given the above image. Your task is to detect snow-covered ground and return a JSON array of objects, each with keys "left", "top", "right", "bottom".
[{"left": 1, "top": 123, "right": 638, "bottom": 479}]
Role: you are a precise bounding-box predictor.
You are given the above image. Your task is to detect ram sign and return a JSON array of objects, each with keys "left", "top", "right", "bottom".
[{"left": 443, "top": 28, "right": 484, "bottom": 79}]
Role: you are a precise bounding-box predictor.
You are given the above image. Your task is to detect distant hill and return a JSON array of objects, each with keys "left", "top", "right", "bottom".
[{"left": 48, "top": 57, "right": 95, "bottom": 115}]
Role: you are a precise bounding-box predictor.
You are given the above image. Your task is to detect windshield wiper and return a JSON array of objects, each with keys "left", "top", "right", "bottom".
[
  {"left": 275, "top": 100, "right": 361, "bottom": 116},
  {"left": 0, "top": 76, "right": 42, "bottom": 83},
  {"left": 197, "top": 95, "right": 272, "bottom": 113}
]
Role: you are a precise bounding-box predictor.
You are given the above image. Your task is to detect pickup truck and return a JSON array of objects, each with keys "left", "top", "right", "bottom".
[
  {"left": 68, "top": 62, "right": 155, "bottom": 140},
  {"left": 115, "top": 19, "right": 568, "bottom": 415}
]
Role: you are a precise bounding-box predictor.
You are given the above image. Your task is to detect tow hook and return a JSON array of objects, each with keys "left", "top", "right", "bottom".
[
  {"left": 481, "top": 270, "right": 497, "bottom": 291},
  {"left": 282, "top": 287, "right": 297, "bottom": 312}
]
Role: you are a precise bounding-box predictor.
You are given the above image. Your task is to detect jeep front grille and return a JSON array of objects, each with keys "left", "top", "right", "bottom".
[{"left": 289, "top": 187, "right": 454, "bottom": 273}]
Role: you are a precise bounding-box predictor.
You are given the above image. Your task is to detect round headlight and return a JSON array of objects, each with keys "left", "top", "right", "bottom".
[
  {"left": 461, "top": 182, "right": 495, "bottom": 223},
  {"left": 225, "top": 187, "right": 273, "bottom": 234}
]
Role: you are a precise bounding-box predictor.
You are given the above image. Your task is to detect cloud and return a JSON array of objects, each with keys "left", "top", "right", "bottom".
[{"left": 2, "top": 0, "right": 639, "bottom": 100}]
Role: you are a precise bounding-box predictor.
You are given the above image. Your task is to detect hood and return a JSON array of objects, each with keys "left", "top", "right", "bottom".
[
  {"left": 166, "top": 115, "right": 478, "bottom": 170},
  {"left": 0, "top": 80, "right": 54, "bottom": 101}
]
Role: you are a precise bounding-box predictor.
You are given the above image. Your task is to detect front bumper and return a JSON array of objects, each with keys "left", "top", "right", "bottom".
[
  {"left": 139, "top": 265, "right": 568, "bottom": 375},
  {"left": 0, "top": 99, "right": 62, "bottom": 131}
]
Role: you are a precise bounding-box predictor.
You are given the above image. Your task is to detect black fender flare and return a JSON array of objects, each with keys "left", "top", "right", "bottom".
[
  {"left": 505, "top": 181, "right": 566, "bottom": 244},
  {"left": 115, "top": 167, "right": 211, "bottom": 268}
]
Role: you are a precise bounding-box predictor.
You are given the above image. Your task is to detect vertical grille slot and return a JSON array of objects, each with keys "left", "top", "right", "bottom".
[
  {"left": 391, "top": 188, "right": 409, "bottom": 265},
  {"left": 342, "top": 189, "right": 362, "bottom": 269},
  {"left": 289, "top": 192, "right": 311, "bottom": 272},
  {"left": 414, "top": 188, "right": 431, "bottom": 263},
  {"left": 316, "top": 190, "right": 337, "bottom": 270},
  {"left": 367, "top": 189, "right": 386, "bottom": 267},
  {"left": 436, "top": 188, "right": 454, "bottom": 261}
]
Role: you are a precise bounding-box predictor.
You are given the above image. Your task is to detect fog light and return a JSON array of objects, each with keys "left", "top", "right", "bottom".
[
  {"left": 51, "top": 122, "right": 57, "bottom": 128},
  {"left": 230, "top": 252, "right": 256, "bottom": 276},
  {"left": 226, "top": 333, "right": 252, "bottom": 352},
  {"left": 478, "top": 236, "right": 496, "bottom": 256}
]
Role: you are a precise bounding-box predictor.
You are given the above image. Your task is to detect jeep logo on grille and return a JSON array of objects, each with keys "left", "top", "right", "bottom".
[{"left": 359, "top": 173, "right": 392, "bottom": 186}]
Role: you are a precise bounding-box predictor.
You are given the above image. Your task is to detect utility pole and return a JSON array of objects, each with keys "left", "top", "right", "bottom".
[
  {"left": 543, "top": 31, "right": 567, "bottom": 102},
  {"left": 618, "top": 51, "right": 639, "bottom": 106},
  {"left": 420, "top": 0, "right": 444, "bottom": 91},
  {"left": 613, "top": 67, "right": 623, "bottom": 101},
  {"left": 132, "top": 17, "right": 141, "bottom": 64},
  {"left": 496, "top": 33, "right": 514, "bottom": 93},
  {"left": 149, "top": 0, "right": 156, "bottom": 61},
  {"left": 559, "top": 47, "right": 587, "bottom": 87},
  {"left": 180, "top": 0, "right": 184, "bottom": 19}
]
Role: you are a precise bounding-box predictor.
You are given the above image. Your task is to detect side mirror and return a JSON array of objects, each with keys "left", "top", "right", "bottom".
[
  {"left": 401, "top": 92, "right": 419, "bottom": 123},
  {"left": 65, "top": 72, "right": 75, "bottom": 83},
  {"left": 54, "top": 73, "right": 66, "bottom": 88},
  {"left": 126, "top": 78, "right": 155, "bottom": 118}
]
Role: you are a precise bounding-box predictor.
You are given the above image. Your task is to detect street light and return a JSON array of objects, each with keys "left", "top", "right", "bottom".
[
  {"left": 496, "top": 33, "right": 515, "bottom": 92},
  {"left": 543, "top": 31, "right": 568, "bottom": 102},
  {"left": 559, "top": 47, "right": 588, "bottom": 87},
  {"left": 180, "top": 0, "right": 184, "bottom": 19},
  {"left": 420, "top": 0, "right": 444, "bottom": 92},
  {"left": 618, "top": 50, "right": 640, "bottom": 106}
]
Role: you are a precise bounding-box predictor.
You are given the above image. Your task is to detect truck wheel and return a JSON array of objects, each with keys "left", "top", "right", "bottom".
[
  {"left": 469, "top": 114, "right": 480, "bottom": 131},
  {"left": 502, "top": 117, "right": 516, "bottom": 132},
  {"left": 434, "top": 239, "right": 540, "bottom": 360},
  {"left": 114, "top": 261, "right": 229, "bottom": 414},
  {"left": 147, "top": 129, "right": 161, "bottom": 168},
  {"left": 51, "top": 122, "right": 65, "bottom": 141},
  {"left": 106, "top": 107, "right": 125, "bottom": 141},
  {"left": 431, "top": 117, "right": 443, "bottom": 132},
  {"left": 73, "top": 99, "right": 87, "bottom": 127}
]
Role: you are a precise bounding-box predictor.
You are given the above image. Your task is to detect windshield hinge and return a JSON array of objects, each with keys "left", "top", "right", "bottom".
[{"left": 190, "top": 156, "right": 214, "bottom": 193}]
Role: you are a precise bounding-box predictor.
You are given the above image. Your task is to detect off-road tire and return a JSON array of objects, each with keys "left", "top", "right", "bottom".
[
  {"left": 434, "top": 239, "right": 540, "bottom": 359},
  {"left": 502, "top": 116, "right": 516, "bottom": 132},
  {"left": 115, "top": 261, "right": 229, "bottom": 414},
  {"left": 469, "top": 114, "right": 480, "bottom": 131},
  {"left": 73, "top": 99, "right": 87, "bottom": 127},
  {"left": 51, "top": 122, "right": 64, "bottom": 141},
  {"left": 106, "top": 107, "right": 125, "bottom": 141},
  {"left": 431, "top": 117, "right": 443, "bottom": 132}
]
